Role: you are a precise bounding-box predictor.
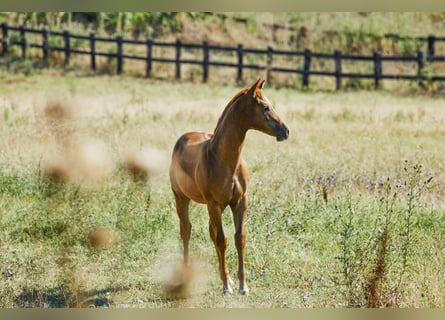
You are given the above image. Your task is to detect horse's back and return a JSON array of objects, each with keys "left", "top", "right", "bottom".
[{"left": 172, "top": 132, "right": 212, "bottom": 153}]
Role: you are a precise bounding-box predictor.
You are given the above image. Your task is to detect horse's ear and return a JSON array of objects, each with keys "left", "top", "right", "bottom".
[
  {"left": 248, "top": 78, "right": 262, "bottom": 95},
  {"left": 259, "top": 79, "right": 266, "bottom": 90}
]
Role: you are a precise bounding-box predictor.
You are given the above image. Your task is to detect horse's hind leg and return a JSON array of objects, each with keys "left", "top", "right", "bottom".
[{"left": 173, "top": 192, "right": 191, "bottom": 265}]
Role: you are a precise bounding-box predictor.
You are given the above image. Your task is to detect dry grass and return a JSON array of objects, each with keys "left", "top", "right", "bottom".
[{"left": 0, "top": 73, "right": 443, "bottom": 307}]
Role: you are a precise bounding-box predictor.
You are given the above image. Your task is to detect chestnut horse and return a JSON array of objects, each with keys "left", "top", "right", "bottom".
[{"left": 169, "top": 79, "right": 289, "bottom": 295}]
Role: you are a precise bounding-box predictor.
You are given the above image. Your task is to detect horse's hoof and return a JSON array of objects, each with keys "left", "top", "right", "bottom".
[
  {"left": 223, "top": 285, "right": 233, "bottom": 295},
  {"left": 223, "top": 288, "right": 233, "bottom": 295},
  {"left": 239, "top": 286, "right": 249, "bottom": 296}
]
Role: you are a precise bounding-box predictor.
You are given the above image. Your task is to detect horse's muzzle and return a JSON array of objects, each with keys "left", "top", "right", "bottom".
[{"left": 276, "top": 126, "right": 290, "bottom": 141}]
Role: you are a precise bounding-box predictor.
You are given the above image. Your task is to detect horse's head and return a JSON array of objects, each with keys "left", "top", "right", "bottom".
[{"left": 243, "top": 79, "right": 290, "bottom": 141}]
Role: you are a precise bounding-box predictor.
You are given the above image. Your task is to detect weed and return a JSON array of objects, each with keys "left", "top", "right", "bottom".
[
  {"left": 394, "top": 161, "right": 433, "bottom": 299},
  {"left": 334, "top": 160, "right": 435, "bottom": 307},
  {"left": 364, "top": 228, "right": 389, "bottom": 307}
]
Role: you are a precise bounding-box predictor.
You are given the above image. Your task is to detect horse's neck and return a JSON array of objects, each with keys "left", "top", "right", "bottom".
[{"left": 208, "top": 104, "right": 247, "bottom": 171}]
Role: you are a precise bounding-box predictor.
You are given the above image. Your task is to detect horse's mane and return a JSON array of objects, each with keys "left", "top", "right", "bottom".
[{"left": 213, "top": 87, "right": 250, "bottom": 132}]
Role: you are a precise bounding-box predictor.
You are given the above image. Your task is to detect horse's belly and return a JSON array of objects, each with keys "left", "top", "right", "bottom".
[{"left": 172, "top": 167, "right": 207, "bottom": 204}]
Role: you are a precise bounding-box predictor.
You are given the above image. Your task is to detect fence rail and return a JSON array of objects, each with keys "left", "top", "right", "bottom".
[{"left": 2, "top": 23, "right": 445, "bottom": 90}]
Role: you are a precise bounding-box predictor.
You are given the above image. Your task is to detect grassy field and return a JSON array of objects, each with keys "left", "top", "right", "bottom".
[{"left": 0, "top": 72, "right": 444, "bottom": 308}]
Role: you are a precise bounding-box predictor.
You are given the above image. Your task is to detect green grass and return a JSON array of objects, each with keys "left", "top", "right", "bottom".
[{"left": 0, "top": 73, "right": 444, "bottom": 307}]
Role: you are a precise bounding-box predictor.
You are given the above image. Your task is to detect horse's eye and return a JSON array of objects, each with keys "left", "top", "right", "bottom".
[{"left": 263, "top": 106, "right": 270, "bottom": 112}]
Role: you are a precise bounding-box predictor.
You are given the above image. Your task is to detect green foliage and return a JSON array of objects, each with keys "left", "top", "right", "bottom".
[
  {"left": 187, "top": 12, "right": 213, "bottom": 21},
  {"left": 15, "top": 12, "right": 68, "bottom": 29},
  {"left": 21, "top": 59, "right": 34, "bottom": 76},
  {"left": 4, "top": 12, "right": 183, "bottom": 38},
  {"left": 340, "top": 27, "right": 382, "bottom": 54},
  {"left": 396, "top": 39, "right": 423, "bottom": 57}
]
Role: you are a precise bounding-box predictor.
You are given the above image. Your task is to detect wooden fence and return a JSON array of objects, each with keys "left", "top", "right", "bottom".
[{"left": 2, "top": 23, "right": 445, "bottom": 90}]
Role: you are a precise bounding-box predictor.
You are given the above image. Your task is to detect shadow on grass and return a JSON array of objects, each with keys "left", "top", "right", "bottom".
[
  {"left": 13, "top": 285, "right": 192, "bottom": 308},
  {"left": 14, "top": 287, "right": 120, "bottom": 308}
]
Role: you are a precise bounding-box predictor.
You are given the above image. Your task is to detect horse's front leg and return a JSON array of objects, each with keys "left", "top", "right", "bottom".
[
  {"left": 231, "top": 195, "right": 249, "bottom": 295},
  {"left": 207, "top": 202, "right": 233, "bottom": 294}
]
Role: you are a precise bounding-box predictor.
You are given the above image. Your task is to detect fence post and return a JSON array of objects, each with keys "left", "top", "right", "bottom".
[
  {"left": 42, "top": 27, "right": 48, "bottom": 61},
  {"left": 1, "top": 23, "right": 8, "bottom": 56},
  {"left": 302, "top": 49, "right": 311, "bottom": 88},
  {"left": 146, "top": 38, "right": 153, "bottom": 78},
  {"left": 427, "top": 35, "right": 435, "bottom": 58},
  {"left": 116, "top": 35, "right": 123, "bottom": 74},
  {"left": 417, "top": 50, "right": 425, "bottom": 87},
  {"left": 237, "top": 44, "right": 243, "bottom": 83},
  {"left": 90, "top": 32, "right": 96, "bottom": 71},
  {"left": 334, "top": 50, "right": 342, "bottom": 90},
  {"left": 373, "top": 51, "right": 382, "bottom": 89},
  {"left": 266, "top": 46, "right": 273, "bottom": 83},
  {"left": 175, "top": 39, "right": 181, "bottom": 80},
  {"left": 20, "top": 25, "right": 26, "bottom": 59},
  {"left": 202, "top": 40, "right": 209, "bottom": 83},
  {"left": 63, "top": 30, "right": 70, "bottom": 65}
]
